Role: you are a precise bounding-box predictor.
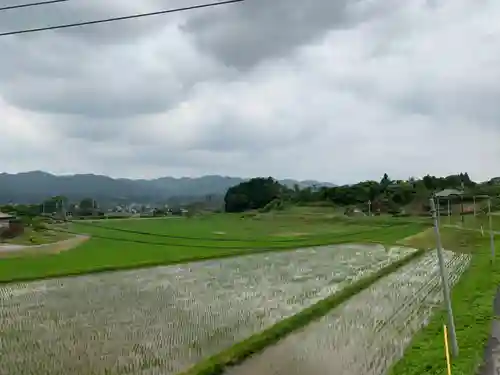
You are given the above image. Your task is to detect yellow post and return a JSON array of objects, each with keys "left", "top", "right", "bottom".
[{"left": 444, "top": 324, "right": 452, "bottom": 375}]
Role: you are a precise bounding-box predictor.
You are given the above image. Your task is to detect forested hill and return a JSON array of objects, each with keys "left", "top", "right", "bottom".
[
  {"left": 0, "top": 171, "right": 335, "bottom": 204},
  {"left": 223, "top": 173, "right": 500, "bottom": 214}
]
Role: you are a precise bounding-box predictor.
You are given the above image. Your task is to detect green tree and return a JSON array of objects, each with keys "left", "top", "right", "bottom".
[
  {"left": 422, "top": 175, "right": 436, "bottom": 190},
  {"left": 40, "top": 196, "right": 67, "bottom": 215},
  {"left": 224, "top": 177, "right": 285, "bottom": 213},
  {"left": 380, "top": 173, "right": 391, "bottom": 186},
  {"left": 79, "top": 198, "right": 97, "bottom": 216}
]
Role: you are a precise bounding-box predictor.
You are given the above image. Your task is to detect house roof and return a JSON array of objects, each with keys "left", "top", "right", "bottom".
[
  {"left": 0, "top": 212, "right": 14, "bottom": 219},
  {"left": 435, "top": 189, "right": 464, "bottom": 198}
]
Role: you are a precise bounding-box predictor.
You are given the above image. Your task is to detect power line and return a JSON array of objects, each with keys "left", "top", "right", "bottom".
[
  {"left": 0, "top": 0, "right": 67, "bottom": 12},
  {"left": 0, "top": 0, "right": 244, "bottom": 37}
]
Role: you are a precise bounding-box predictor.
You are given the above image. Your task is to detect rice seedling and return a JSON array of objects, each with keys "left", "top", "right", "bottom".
[
  {"left": 225, "top": 250, "right": 471, "bottom": 375},
  {"left": 0, "top": 244, "right": 414, "bottom": 375}
]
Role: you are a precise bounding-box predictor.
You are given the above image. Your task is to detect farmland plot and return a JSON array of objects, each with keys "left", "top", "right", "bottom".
[
  {"left": 225, "top": 250, "right": 471, "bottom": 375},
  {"left": 0, "top": 244, "right": 414, "bottom": 375}
]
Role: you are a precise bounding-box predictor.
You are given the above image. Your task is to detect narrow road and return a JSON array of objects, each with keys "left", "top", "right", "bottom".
[
  {"left": 479, "top": 287, "right": 500, "bottom": 375},
  {"left": 0, "top": 235, "right": 89, "bottom": 255}
]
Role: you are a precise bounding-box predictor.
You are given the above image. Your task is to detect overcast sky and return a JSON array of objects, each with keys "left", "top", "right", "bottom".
[{"left": 0, "top": 0, "right": 499, "bottom": 184}]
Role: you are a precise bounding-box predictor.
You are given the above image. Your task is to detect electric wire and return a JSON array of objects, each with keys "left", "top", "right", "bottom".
[
  {"left": 0, "top": 0, "right": 68, "bottom": 12},
  {"left": 0, "top": 0, "right": 245, "bottom": 37}
]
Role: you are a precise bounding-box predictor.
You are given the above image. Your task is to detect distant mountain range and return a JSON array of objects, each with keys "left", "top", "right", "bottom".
[{"left": 0, "top": 171, "right": 335, "bottom": 205}]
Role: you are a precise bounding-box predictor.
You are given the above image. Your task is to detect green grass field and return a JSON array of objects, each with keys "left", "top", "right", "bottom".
[{"left": 0, "top": 214, "right": 428, "bottom": 284}]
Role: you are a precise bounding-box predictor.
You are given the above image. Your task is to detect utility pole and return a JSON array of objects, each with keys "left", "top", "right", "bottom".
[
  {"left": 448, "top": 199, "right": 451, "bottom": 225},
  {"left": 368, "top": 200, "right": 371, "bottom": 216},
  {"left": 436, "top": 198, "right": 441, "bottom": 224},
  {"left": 61, "top": 198, "right": 67, "bottom": 221},
  {"left": 430, "top": 197, "right": 459, "bottom": 357},
  {"left": 473, "top": 195, "right": 476, "bottom": 217},
  {"left": 460, "top": 195, "right": 465, "bottom": 225},
  {"left": 488, "top": 197, "right": 495, "bottom": 262},
  {"left": 460, "top": 181, "right": 465, "bottom": 225}
]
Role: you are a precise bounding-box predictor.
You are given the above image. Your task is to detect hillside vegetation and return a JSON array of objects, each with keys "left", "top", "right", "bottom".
[{"left": 224, "top": 173, "right": 500, "bottom": 215}]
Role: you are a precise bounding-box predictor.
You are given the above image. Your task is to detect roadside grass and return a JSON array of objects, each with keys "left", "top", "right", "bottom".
[
  {"left": 440, "top": 213, "right": 500, "bottom": 231},
  {"left": 398, "top": 226, "right": 483, "bottom": 253},
  {"left": 180, "top": 248, "right": 427, "bottom": 375},
  {"left": 463, "top": 214, "right": 500, "bottom": 230},
  {"left": 0, "top": 214, "right": 427, "bottom": 284},
  {"left": 388, "top": 228, "right": 495, "bottom": 375}
]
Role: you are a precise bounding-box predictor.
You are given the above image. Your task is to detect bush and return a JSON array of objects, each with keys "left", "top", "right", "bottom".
[
  {"left": 32, "top": 220, "right": 46, "bottom": 232},
  {"left": 240, "top": 212, "right": 258, "bottom": 219},
  {"left": 393, "top": 212, "right": 411, "bottom": 218},
  {"left": 259, "top": 199, "right": 285, "bottom": 213}
]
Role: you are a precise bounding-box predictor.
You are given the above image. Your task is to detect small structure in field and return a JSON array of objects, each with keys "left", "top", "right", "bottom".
[
  {"left": 0, "top": 212, "right": 24, "bottom": 240},
  {"left": 0, "top": 212, "right": 15, "bottom": 229},
  {"left": 434, "top": 189, "right": 465, "bottom": 217},
  {"left": 344, "top": 207, "right": 366, "bottom": 217},
  {"left": 434, "top": 189, "right": 464, "bottom": 199}
]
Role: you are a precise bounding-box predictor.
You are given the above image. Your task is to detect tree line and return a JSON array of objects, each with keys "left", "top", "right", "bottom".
[
  {"left": 2, "top": 172, "right": 499, "bottom": 218},
  {"left": 0, "top": 197, "right": 104, "bottom": 221},
  {"left": 224, "top": 173, "right": 500, "bottom": 214}
]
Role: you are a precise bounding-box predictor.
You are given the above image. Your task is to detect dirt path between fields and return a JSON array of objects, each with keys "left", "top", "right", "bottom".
[{"left": 0, "top": 235, "right": 90, "bottom": 257}]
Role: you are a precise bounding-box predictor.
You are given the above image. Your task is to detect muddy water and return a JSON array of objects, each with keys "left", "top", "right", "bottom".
[{"left": 225, "top": 251, "right": 471, "bottom": 375}]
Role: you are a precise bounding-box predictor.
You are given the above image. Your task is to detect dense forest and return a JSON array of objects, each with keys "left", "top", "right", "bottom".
[{"left": 224, "top": 173, "right": 500, "bottom": 214}]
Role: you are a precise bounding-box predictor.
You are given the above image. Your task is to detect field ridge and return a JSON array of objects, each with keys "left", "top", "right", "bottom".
[{"left": 180, "top": 247, "right": 427, "bottom": 375}]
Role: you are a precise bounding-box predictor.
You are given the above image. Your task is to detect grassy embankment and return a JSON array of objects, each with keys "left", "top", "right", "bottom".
[
  {"left": 0, "top": 213, "right": 427, "bottom": 284},
  {"left": 389, "top": 224, "right": 497, "bottom": 375}
]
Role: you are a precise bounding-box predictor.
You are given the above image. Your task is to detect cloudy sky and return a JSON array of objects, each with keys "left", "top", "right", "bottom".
[{"left": 0, "top": 0, "right": 499, "bottom": 184}]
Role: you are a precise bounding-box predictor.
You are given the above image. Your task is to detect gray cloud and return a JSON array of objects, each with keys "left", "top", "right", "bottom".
[
  {"left": 1, "top": 0, "right": 500, "bottom": 183},
  {"left": 0, "top": 15, "right": 228, "bottom": 117},
  {"left": 182, "top": 0, "right": 356, "bottom": 69}
]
